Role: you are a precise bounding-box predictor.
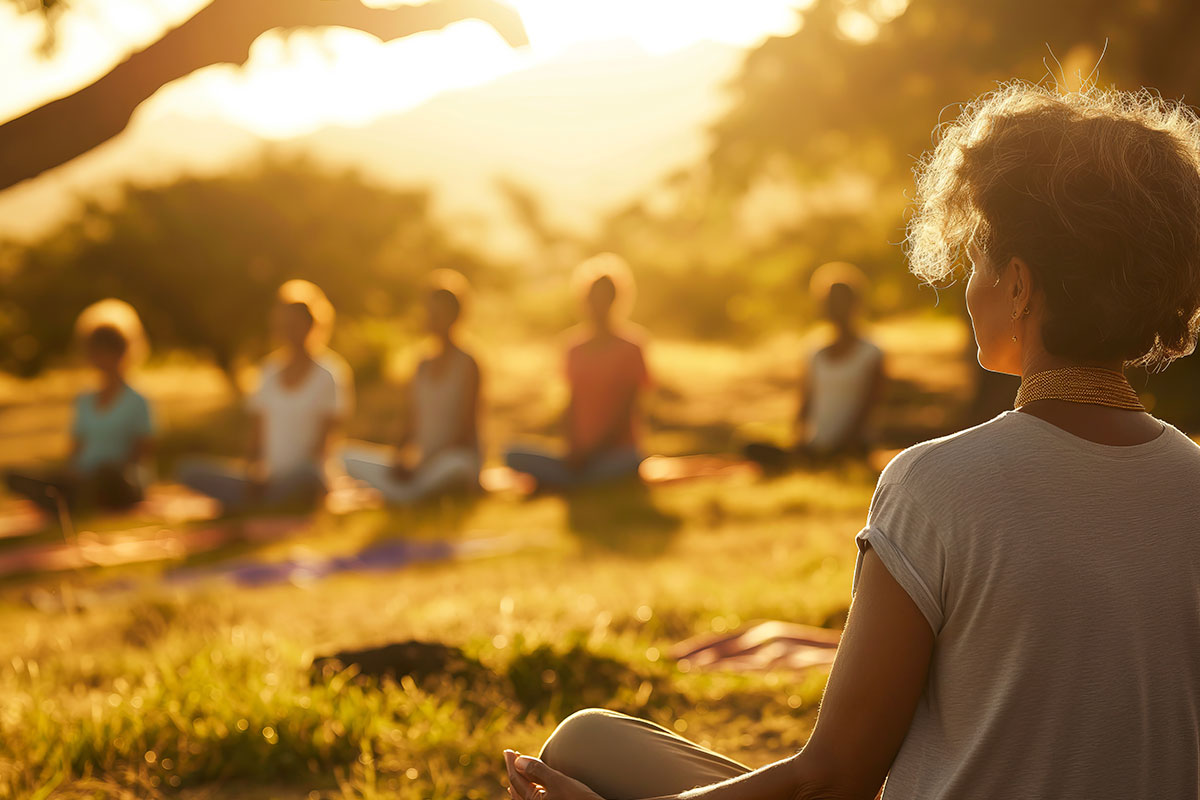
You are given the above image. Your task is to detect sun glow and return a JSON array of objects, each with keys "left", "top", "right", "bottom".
[
  {"left": 513, "top": 0, "right": 811, "bottom": 56},
  {"left": 146, "top": 20, "right": 527, "bottom": 138},
  {"left": 2, "top": 0, "right": 811, "bottom": 139}
]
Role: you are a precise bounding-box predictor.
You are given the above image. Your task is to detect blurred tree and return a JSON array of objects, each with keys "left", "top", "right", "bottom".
[
  {"left": 0, "top": 0, "right": 528, "bottom": 191},
  {"left": 602, "top": 0, "right": 1200, "bottom": 421},
  {"left": 714, "top": 0, "right": 1200, "bottom": 421},
  {"left": 711, "top": 0, "right": 1200, "bottom": 195},
  {"left": 0, "top": 156, "right": 483, "bottom": 382}
]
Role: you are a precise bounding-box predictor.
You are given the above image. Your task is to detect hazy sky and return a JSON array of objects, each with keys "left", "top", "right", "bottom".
[
  {"left": 0, "top": 0, "right": 832, "bottom": 250},
  {"left": 2, "top": 0, "right": 814, "bottom": 136}
]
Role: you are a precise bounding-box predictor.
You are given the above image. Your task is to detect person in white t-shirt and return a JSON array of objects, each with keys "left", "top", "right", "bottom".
[
  {"left": 745, "top": 262, "right": 886, "bottom": 471},
  {"left": 178, "top": 282, "right": 351, "bottom": 511}
]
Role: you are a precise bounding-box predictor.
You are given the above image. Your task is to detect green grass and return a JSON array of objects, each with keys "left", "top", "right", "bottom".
[
  {"left": 0, "top": 325, "right": 968, "bottom": 799},
  {"left": 0, "top": 467, "right": 874, "bottom": 799}
]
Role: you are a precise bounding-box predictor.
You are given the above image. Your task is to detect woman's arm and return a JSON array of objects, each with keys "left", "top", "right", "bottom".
[
  {"left": 507, "top": 548, "right": 933, "bottom": 800},
  {"left": 680, "top": 548, "right": 932, "bottom": 799},
  {"left": 785, "top": 546, "right": 931, "bottom": 798},
  {"left": 314, "top": 368, "right": 344, "bottom": 463},
  {"left": 452, "top": 356, "right": 481, "bottom": 450},
  {"left": 314, "top": 415, "right": 338, "bottom": 462}
]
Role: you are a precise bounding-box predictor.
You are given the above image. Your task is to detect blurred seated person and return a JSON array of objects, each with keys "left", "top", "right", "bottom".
[
  {"left": 179, "top": 281, "right": 351, "bottom": 512},
  {"left": 342, "top": 271, "right": 482, "bottom": 503},
  {"left": 278, "top": 279, "right": 355, "bottom": 414},
  {"left": 745, "top": 262, "right": 885, "bottom": 471},
  {"left": 505, "top": 254, "right": 651, "bottom": 490},
  {"left": 5, "top": 300, "right": 154, "bottom": 516}
]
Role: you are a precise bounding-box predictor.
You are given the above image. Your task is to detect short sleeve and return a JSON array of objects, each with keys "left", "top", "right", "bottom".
[
  {"left": 866, "top": 342, "right": 885, "bottom": 371},
  {"left": 322, "top": 352, "right": 354, "bottom": 418},
  {"left": 247, "top": 364, "right": 272, "bottom": 414},
  {"left": 853, "top": 481, "right": 947, "bottom": 633},
  {"left": 318, "top": 368, "right": 339, "bottom": 416},
  {"left": 332, "top": 363, "right": 353, "bottom": 418}
]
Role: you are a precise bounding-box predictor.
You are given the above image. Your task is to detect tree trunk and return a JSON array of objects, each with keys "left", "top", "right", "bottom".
[{"left": 0, "top": 0, "right": 528, "bottom": 192}]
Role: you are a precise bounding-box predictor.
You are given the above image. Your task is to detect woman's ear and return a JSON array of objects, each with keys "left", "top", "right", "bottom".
[{"left": 1009, "top": 256, "right": 1034, "bottom": 314}]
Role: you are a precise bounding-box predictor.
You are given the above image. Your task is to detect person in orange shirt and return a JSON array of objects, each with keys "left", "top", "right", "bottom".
[{"left": 505, "top": 254, "right": 650, "bottom": 490}]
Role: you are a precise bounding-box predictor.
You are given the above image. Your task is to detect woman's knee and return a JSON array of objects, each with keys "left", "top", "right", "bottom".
[{"left": 540, "top": 708, "right": 628, "bottom": 769}]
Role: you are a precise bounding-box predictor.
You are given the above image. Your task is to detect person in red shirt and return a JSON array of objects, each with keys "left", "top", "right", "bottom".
[{"left": 505, "top": 254, "right": 650, "bottom": 490}]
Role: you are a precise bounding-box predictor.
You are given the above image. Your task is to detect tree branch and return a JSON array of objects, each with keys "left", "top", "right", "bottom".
[{"left": 0, "top": 0, "right": 528, "bottom": 192}]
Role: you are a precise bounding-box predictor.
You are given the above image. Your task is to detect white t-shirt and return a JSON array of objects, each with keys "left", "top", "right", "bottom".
[
  {"left": 806, "top": 338, "right": 882, "bottom": 452},
  {"left": 854, "top": 411, "right": 1200, "bottom": 799},
  {"left": 412, "top": 350, "right": 477, "bottom": 459},
  {"left": 248, "top": 357, "right": 348, "bottom": 478},
  {"left": 318, "top": 350, "right": 355, "bottom": 419}
]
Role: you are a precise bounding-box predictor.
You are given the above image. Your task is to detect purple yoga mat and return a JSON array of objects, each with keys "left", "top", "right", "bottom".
[{"left": 166, "top": 538, "right": 458, "bottom": 588}]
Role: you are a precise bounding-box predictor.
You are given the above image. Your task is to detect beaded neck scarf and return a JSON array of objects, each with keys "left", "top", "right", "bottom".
[{"left": 1014, "top": 367, "right": 1145, "bottom": 411}]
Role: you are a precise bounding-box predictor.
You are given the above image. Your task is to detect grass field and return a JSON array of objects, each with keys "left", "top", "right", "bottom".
[{"left": 0, "top": 317, "right": 970, "bottom": 799}]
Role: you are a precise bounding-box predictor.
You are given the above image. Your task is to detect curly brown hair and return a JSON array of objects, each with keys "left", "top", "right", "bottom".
[{"left": 906, "top": 82, "right": 1200, "bottom": 370}]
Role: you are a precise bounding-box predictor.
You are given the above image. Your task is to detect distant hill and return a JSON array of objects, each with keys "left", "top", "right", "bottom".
[
  {"left": 0, "top": 39, "right": 742, "bottom": 253},
  {"left": 300, "top": 40, "right": 742, "bottom": 232}
]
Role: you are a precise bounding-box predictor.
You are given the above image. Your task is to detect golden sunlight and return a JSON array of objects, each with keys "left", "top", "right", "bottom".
[
  {"left": 3, "top": 0, "right": 814, "bottom": 139},
  {"left": 5, "top": 1, "right": 1200, "bottom": 797}
]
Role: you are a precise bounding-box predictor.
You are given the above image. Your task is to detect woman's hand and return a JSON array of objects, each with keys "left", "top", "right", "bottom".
[{"left": 504, "top": 750, "right": 604, "bottom": 800}]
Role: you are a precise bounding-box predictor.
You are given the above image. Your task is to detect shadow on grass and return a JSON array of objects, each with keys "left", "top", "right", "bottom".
[
  {"left": 358, "top": 490, "right": 483, "bottom": 545},
  {"left": 562, "top": 479, "right": 681, "bottom": 556},
  {"left": 311, "top": 636, "right": 664, "bottom": 719}
]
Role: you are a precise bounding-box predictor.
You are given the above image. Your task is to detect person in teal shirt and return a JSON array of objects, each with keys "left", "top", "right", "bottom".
[{"left": 6, "top": 321, "right": 154, "bottom": 515}]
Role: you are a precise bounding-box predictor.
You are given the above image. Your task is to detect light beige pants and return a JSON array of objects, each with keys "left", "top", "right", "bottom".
[{"left": 539, "top": 709, "right": 749, "bottom": 800}]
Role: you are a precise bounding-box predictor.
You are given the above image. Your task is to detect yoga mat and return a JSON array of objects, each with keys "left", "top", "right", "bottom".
[
  {"left": 0, "top": 501, "right": 45, "bottom": 540},
  {"left": 638, "top": 455, "right": 761, "bottom": 485},
  {"left": 0, "top": 515, "right": 311, "bottom": 578},
  {"left": 0, "top": 484, "right": 220, "bottom": 543},
  {"left": 670, "top": 621, "right": 840, "bottom": 673},
  {"left": 480, "top": 456, "right": 761, "bottom": 495},
  {"left": 165, "top": 535, "right": 521, "bottom": 588}
]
